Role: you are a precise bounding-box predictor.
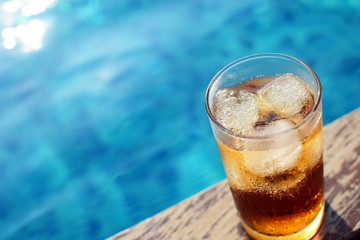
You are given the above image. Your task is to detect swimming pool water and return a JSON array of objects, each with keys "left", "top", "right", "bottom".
[{"left": 1, "top": 0, "right": 360, "bottom": 239}]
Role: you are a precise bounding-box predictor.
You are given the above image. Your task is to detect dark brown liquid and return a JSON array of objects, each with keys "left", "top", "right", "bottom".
[
  {"left": 230, "top": 158, "right": 323, "bottom": 236},
  {"left": 214, "top": 75, "right": 324, "bottom": 237}
]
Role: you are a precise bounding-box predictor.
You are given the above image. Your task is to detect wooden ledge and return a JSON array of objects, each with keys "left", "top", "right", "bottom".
[{"left": 109, "top": 108, "right": 360, "bottom": 240}]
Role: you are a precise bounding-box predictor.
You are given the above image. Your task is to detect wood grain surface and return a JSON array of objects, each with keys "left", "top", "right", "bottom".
[{"left": 108, "top": 108, "right": 360, "bottom": 240}]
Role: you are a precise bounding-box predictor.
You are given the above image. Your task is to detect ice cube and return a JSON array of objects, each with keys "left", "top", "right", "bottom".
[
  {"left": 243, "top": 119, "right": 302, "bottom": 177},
  {"left": 252, "top": 119, "right": 294, "bottom": 137},
  {"left": 214, "top": 88, "right": 259, "bottom": 134},
  {"left": 243, "top": 143, "right": 302, "bottom": 177},
  {"left": 259, "top": 73, "right": 312, "bottom": 117}
]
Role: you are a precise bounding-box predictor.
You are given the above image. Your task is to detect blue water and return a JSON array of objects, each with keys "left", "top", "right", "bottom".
[{"left": 1, "top": 0, "right": 360, "bottom": 239}]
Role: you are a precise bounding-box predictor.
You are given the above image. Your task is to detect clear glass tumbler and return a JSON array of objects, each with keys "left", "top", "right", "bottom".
[{"left": 205, "top": 53, "right": 324, "bottom": 240}]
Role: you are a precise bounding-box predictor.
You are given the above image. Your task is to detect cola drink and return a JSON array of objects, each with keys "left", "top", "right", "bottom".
[{"left": 205, "top": 54, "right": 324, "bottom": 240}]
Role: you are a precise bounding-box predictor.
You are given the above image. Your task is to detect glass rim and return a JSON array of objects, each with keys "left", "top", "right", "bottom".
[{"left": 204, "top": 53, "right": 322, "bottom": 140}]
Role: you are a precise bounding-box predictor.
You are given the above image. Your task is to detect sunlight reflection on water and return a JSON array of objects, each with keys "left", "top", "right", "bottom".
[{"left": 1, "top": 0, "right": 55, "bottom": 51}]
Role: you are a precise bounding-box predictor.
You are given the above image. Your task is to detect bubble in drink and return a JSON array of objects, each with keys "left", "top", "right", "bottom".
[
  {"left": 214, "top": 88, "right": 259, "bottom": 135},
  {"left": 259, "top": 73, "right": 312, "bottom": 117}
]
